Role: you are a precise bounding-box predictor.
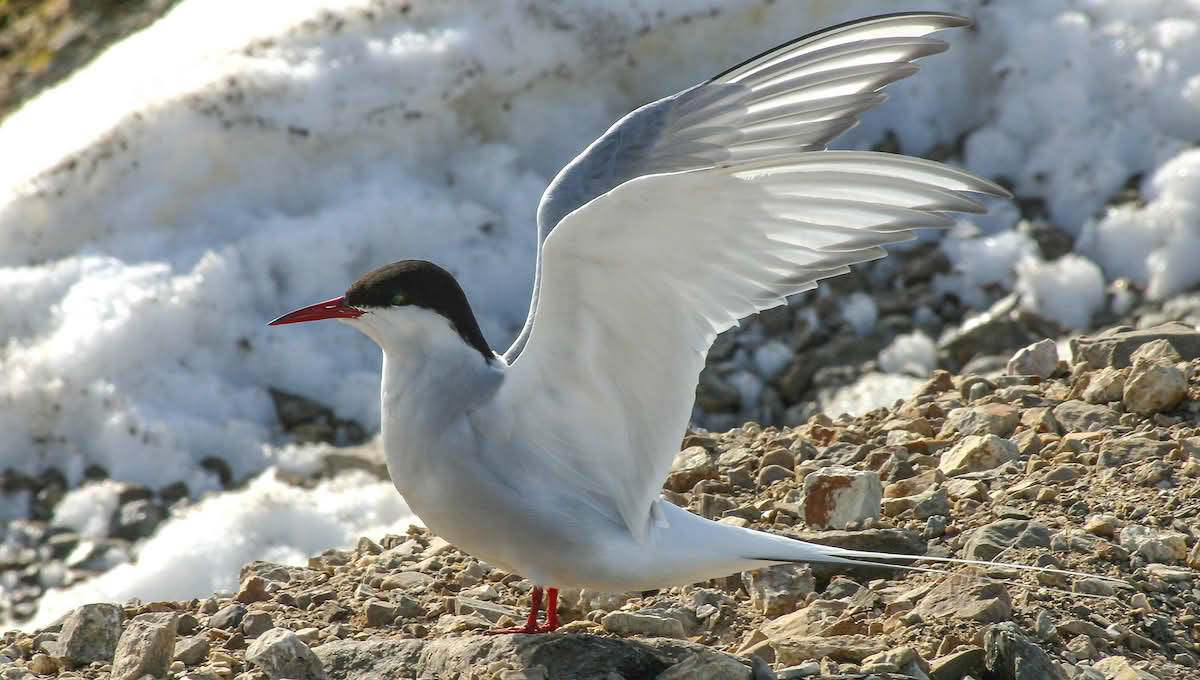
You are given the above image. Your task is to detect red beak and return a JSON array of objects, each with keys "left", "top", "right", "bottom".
[{"left": 269, "top": 296, "right": 365, "bottom": 325}]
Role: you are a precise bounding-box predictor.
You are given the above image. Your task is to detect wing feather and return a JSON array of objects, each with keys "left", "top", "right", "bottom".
[
  {"left": 500, "top": 14, "right": 1006, "bottom": 543},
  {"left": 507, "top": 13, "right": 976, "bottom": 361},
  {"left": 506, "top": 154, "right": 1007, "bottom": 542}
]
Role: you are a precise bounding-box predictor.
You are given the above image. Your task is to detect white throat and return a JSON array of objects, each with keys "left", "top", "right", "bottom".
[{"left": 343, "top": 305, "right": 503, "bottom": 437}]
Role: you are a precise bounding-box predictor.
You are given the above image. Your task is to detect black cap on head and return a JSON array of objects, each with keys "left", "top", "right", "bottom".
[{"left": 345, "top": 260, "right": 492, "bottom": 361}]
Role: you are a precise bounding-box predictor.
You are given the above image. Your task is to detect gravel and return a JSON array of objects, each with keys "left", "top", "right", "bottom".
[{"left": 2, "top": 325, "right": 1199, "bottom": 679}]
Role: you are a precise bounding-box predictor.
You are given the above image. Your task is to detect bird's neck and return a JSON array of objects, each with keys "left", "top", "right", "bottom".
[{"left": 356, "top": 308, "right": 501, "bottom": 456}]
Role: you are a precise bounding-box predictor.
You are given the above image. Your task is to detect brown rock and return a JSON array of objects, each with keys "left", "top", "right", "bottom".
[
  {"left": 938, "top": 435, "right": 1018, "bottom": 477},
  {"left": 1123, "top": 360, "right": 1186, "bottom": 414},
  {"left": 664, "top": 447, "right": 715, "bottom": 492},
  {"left": 914, "top": 580, "right": 1012, "bottom": 623},
  {"left": 1081, "top": 367, "right": 1126, "bottom": 404},
  {"left": 235, "top": 575, "right": 271, "bottom": 604}
]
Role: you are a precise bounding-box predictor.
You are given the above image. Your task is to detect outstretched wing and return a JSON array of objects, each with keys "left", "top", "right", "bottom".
[
  {"left": 505, "top": 152, "right": 1007, "bottom": 543},
  {"left": 501, "top": 14, "right": 1010, "bottom": 544},
  {"left": 503, "top": 12, "right": 972, "bottom": 361}
]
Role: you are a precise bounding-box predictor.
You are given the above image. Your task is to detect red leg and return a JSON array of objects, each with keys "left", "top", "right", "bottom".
[
  {"left": 540, "top": 588, "right": 561, "bottom": 632},
  {"left": 487, "top": 585, "right": 545, "bottom": 634}
]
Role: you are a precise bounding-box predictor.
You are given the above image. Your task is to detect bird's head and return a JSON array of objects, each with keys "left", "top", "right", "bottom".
[{"left": 269, "top": 260, "right": 493, "bottom": 361}]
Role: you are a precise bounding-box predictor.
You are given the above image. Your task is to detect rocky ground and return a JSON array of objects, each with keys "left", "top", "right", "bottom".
[{"left": 3, "top": 323, "right": 1200, "bottom": 679}]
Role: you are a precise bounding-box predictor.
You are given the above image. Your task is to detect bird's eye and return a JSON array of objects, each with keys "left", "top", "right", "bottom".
[{"left": 392, "top": 293, "right": 408, "bottom": 305}]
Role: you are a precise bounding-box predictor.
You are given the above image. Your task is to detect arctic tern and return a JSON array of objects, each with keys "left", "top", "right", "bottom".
[{"left": 271, "top": 13, "right": 1077, "bottom": 634}]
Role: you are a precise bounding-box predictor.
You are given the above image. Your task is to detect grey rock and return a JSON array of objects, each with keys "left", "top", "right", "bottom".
[
  {"left": 173, "top": 635, "right": 210, "bottom": 665},
  {"left": 771, "top": 634, "right": 890, "bottom": 665},
  {"left": 246, "top": 628, "right": 328, "bottom": 680},
  {"left": 1051, "top": 400, "right": 1120, "bottom": 432},
  {"left": 241, "top": 610, "right": 275, "bottom": 637},
  {"left": 453, "top": 596, "right": 518, "bottom": 624},
  {"left": 1119, "top": 526, "right": 1188, "bottom": 563},
  {"left": 717, "top": 447, "right": 759, "bottom": 470},
  {"left": 1097, "top": 438, "right": 1178, "bottom": 467},
  {"left": 696, "top": 370, "right": 743, "bottom": 412},
  {"left": 58, "top": 602, "right": 124, "bottom": 665},
  {"left": 964, "top": 520, "right": 1051, "bottom": 561},
  {"left": 791, "top": 528, "right": 927, "bottom": 582},
  {"left": 364, "top": 599, "right": 401, "bottom": 627},
  {"left": 239, "top": 560, "right": 307, "bottom": 584},
  {"left": 1007, "top": 338, "right": 1058, "bottom": 378},
  {"left": 755, "top": 464, "right": 792, "bottom": 487},
  {"left": 602, "top": 611, "right": 686, "bottom": 638},
  {"left": 380, "top": 571, "right": 434, "bottom": 590},
  {"left": 316, "top": 635, "right": 729, "bottom": 680},
  {"left": 913, "top": 487, "right": 950, "bottom": 520},
  {"left": 112, "top": 499, "right": 167, "bottom": 541},
  {"left": 111, "top": 612, "right": 177, "bottom": 680},
  {"left": 983, "top": 621, "right": 1065, "bottom": 680},
  {"left": 658, "top": 654, "right": 750, "bottom": 680},
  {"left": 209, "top": 602, "right": 247, "bottom": 630},
  {"left": 939, "top": 296, "right": 1040, "bottom": 369},
  {"left": 929, "top": 646, "right": 984, "bottom": 680},
  {"left": 1071, "top": 323, "right": 1200, "bottom": 368},
  {"left": 914, "top": 579, "right": 1012, "bottom": 623},
  {"left": 741, "top": 564, "right": 815, "bottom": 616}
]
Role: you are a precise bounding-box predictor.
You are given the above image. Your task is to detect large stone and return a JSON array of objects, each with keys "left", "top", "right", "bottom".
[
  {"left": 1051, "top": 400, "right": 1120, "bottom": 432},
  {"left": 209, "top": 602, "right": 247, "bottom": 630},
  {"left": 656, "top": 654, "right": 750, "bottom": 680},
  {"left": 58, "top": 602, "right": 125, "bottom": 666},
  {"left": 111, "top": 612, "right": 177, "bottom": 680},
  {"left": 861, "top": 645, "right": 929, "bottom": 677},
  {"left": 173, "top": 636, "right": 210, "bottom": 665},
  {"left": 1070, "top": 323, "right": 1200, "bottom": 369},
  {"left": 246, "top": 628, "right": 329, "bottom": 680},
  {"left": 1097, "top": 438, "right": 1178, "bottom": 467},
  {"left": 1081, "top": 367, "right": 1126, "bottom": 404},
  {"left": 741, "top": 564, "right": 814, "bottom": 616},
  {"left": 1119, "top": 526, "right": 1189, "bottom": 564},
  {"left": 942, "top": 404, "right": 1020, "bottom": 437},
  {"left": 111, "top": 499, "right": 167, "bottom": 541},
  {"left": 790, "top": 528, "right": 927, "bottom": 582},
  {"left": 601, "top": 611, "right": 686, "bottom": 639},
  {"left": 983, "top": 622, "right": 1065, "bottom": 680},
  {"left": 664, "top": 447, "right": 716, "bottom": 492},
  {"left": 315, "top": 634, "right": 732, "bottom": 680},
  {"left": 453, "top": 596, "right": 519, "bottom": 624},
  {"left": 1123, "top": 360, "right": 1186, "bottom": 414},
  {"left": 938, "top": 435, "right": 1018, "bottom": 477},
  {"left": 914, "top": 580, "right": 1012, "bottom": 623},
  {"left": 799, "top": 466, "right": 882, "bottom": 530},
  {"left": 1093, "top": 655, "right": 1162, "bottom": 680},
  {"left": 938, "top": 296, "right": 1041, "bottom": 369},
  {"left": 1007, "top": 338, "right": 1058, "bottom": 378},
  {"left": 771, "top": 634, "right": 889, "bottom": 665},
  {"left": 963, "top": 520, "right": 1052, "bottom": 561},
  {"left": 929, "top": 646, "right": 985, "bottom": 680}
]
